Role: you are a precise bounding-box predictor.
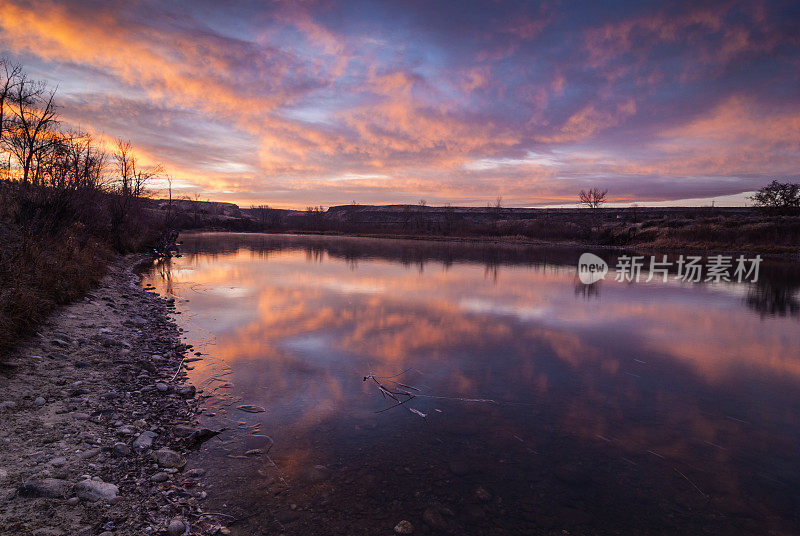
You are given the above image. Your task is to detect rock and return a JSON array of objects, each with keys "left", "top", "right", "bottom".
[
  {"left": 176, "top": 385, "right": 196, "bottom": 398},
  {"left": 0, "top": 401, "right": 17, "bottom": 410},
  {"left": 49, "top": 457, "right": 67, "bottom": 467},
  {"left": 71, "top": 412, "right": 90, "bottom": 420},
  {"left": 151, "top": 448, "right": 186, "bottom": 468},
  {"left": 113, "top": 442, "right": 131, "bottom": 456},
  {"left": 80, "top": 448, "right": 102, "bottom": 460},
  {"left": 167, "top": 517, "right": 186, "bottom": 536},
  {"left": 18, "top": 478, "right": 70, "bottom": 498},
  {"left": 66, "top": 496, "right": 80, "bottom": 506},
  {"left": 237, "top": 404, "right": 266, "bottom": 413},
  {"left": 394, "top": 520, "right": 414, "bottom": 534},
  {"left": 185, "top": 468, "right": 205, "bottom": 478},
  {"left": 133, "top": 430, "right": 157, "bottom": 451},
  {"left": 172, "top": 425, "right": 195, "bottom": 437},
  {"left": 155, "top": 383, "right": 169, "bottom": 393},
  {"left": 34, "top": 397, "right": 46, "bottom": 406},
  {"left": 74, "top": 479, "right": 119, "bottom": 502},
  {"left": 185, "top": 428, "right": 223, "bottom": 447},
  {"left": 151, "top": 472, "right": 169, "bottom": 483},
  {"left": 116, "top": 425, "right": 136, "bottom": 436},
  {"left": 92, "top": 334, "right": 123, "bottom": 348}
]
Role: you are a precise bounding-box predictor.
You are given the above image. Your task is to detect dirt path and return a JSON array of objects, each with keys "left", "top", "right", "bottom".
[{"left": 0, "top": 255, "right": 227, "bottom": 535}]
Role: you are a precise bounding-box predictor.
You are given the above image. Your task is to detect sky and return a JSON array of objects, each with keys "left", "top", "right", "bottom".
[{"left": 1, "top": 0, "right": 799, "bottom": 208}]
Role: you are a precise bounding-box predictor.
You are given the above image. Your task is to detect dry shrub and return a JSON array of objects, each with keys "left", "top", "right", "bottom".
[{"left": 0, "top": 182, "right": 163, "bottom": 354}]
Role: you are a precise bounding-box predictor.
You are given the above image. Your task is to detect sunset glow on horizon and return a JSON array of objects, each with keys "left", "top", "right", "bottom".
[{"left": 2, "top": 0, "right": 799, "bottom": 208}]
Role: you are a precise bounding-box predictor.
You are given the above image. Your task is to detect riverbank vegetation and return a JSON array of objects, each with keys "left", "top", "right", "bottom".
[
  {"left": 0, "top": 59, "right": 169, "bottom": 353},
  {"left": 235, "top": 203, "right": 800, "bottom": 256}
]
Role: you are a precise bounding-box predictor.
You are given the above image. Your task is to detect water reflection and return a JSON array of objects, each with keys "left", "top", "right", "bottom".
[{"left": 143, "top": 233, "right": 800, "bottom": 535}]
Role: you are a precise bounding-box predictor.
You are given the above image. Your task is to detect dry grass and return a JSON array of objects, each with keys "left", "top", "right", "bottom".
[{"left": 0, "top": 182, "right": 165, "bottom": 354}]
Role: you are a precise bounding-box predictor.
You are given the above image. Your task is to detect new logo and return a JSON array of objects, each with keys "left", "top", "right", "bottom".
[{"left": 577, "top": 253, "right": 608, "bottom": 284}]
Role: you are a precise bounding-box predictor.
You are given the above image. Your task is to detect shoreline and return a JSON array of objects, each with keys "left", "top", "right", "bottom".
[
  {"left": 184, "top": 228, "right": 800, "bottom": 261},
  {"left": 0, "top": 254, "right": 225, "bottom": 535}
]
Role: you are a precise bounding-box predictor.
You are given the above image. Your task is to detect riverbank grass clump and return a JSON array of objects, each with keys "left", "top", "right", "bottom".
[{"left": 0, "top": 182, "right": 166, "bottom": 355}]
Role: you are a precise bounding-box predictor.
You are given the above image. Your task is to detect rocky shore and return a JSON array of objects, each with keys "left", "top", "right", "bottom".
[{"left": 0, "top": 255, "right": 227, "bottom": 535}]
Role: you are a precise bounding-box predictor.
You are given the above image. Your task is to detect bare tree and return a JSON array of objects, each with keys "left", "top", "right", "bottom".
[
  {"left": 578, "top": 188, "right": 608, "bottom": 209},
  {"left": 6, "top": 76, "right": 57, "bottom": 184},
  {"left": 62, "top": 131, "right": 106, "bottom": 189},
  {"left": 132, "top": 161, "right": 163, "bottom": 198},
  {"left": 0, "top": 58, "right": 23, "bottom": 147},
  {"left": 36, "top": 130, "right": 107, "bottom": 190},
  {"left": 114, "top": 139, "right": 133, "bottom": 197},
  {"left": 114, "top": 138, "right": 162, "bottom": 198}
]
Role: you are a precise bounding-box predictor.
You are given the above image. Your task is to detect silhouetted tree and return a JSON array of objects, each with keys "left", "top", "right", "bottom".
[
  {"left": 579, "top": 188, "right": 607, "bottom": 209},
  {"left": 750, "top": 180, "right": 800, "bottom": 214},
  {"left": 114, "top": 138, "right": 163, "bottom": 198},
  {"left": 0, "top": 59, "right": 23, "bottom": 149},
  {"left": 6, "top": 76, "right": 57, "bottom": 184}
]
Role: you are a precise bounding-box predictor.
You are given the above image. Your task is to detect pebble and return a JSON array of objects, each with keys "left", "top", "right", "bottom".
[
  {"left": 185, "top": 468, "right": 205, "bottom": 478},
  {"left": 18, "top": 478, "right": 70, "bottom": 498},
  {"left": 394, "top": 520, "right": 414, "bottom": 534},
  {"left": 80, "top": 448, "right": 102, "bottom": 460},
  {"left": 116, "top": 425, "right": 136, "bottom": 436},
  {"left": 0, "top": 401, "right": 17, "bottom": 409},
  {"left": 151, "top": 448, "right": 186, "bottom": 469},
  {"left": 49, "top": 457, "right": 67, "bottom": 467},
  {"left": 133, "top": 430, "right": 157, "bottom": 451},
  {"left": 167, "top": 517, "right": 186, "bottom": 536},
  {"left": 113, "top": 442, "right": 131, "bottom": 456},
  {"left": 151, "top": 472, "right": 169, "bottom": 483},
  {"left": 155, "top": 383, "right": 169, "bottom": 393},
  {"left": 74, "top": 479, "right": 119, "bottom": 502},
  {"left": 176, "top": 385, "right": 196, "bottom": 398},
  {"left": 34, "top": 397, "right": 46, "bottom": 406}
]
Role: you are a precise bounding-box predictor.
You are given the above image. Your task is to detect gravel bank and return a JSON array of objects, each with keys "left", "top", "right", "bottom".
[{"left": 0, "top": 255, "right": 227, "bottom": 535}]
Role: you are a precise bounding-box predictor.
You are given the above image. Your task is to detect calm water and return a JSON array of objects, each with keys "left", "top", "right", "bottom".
[{"left": 142, "top": 232, "right": 800, "bottom": 535}]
